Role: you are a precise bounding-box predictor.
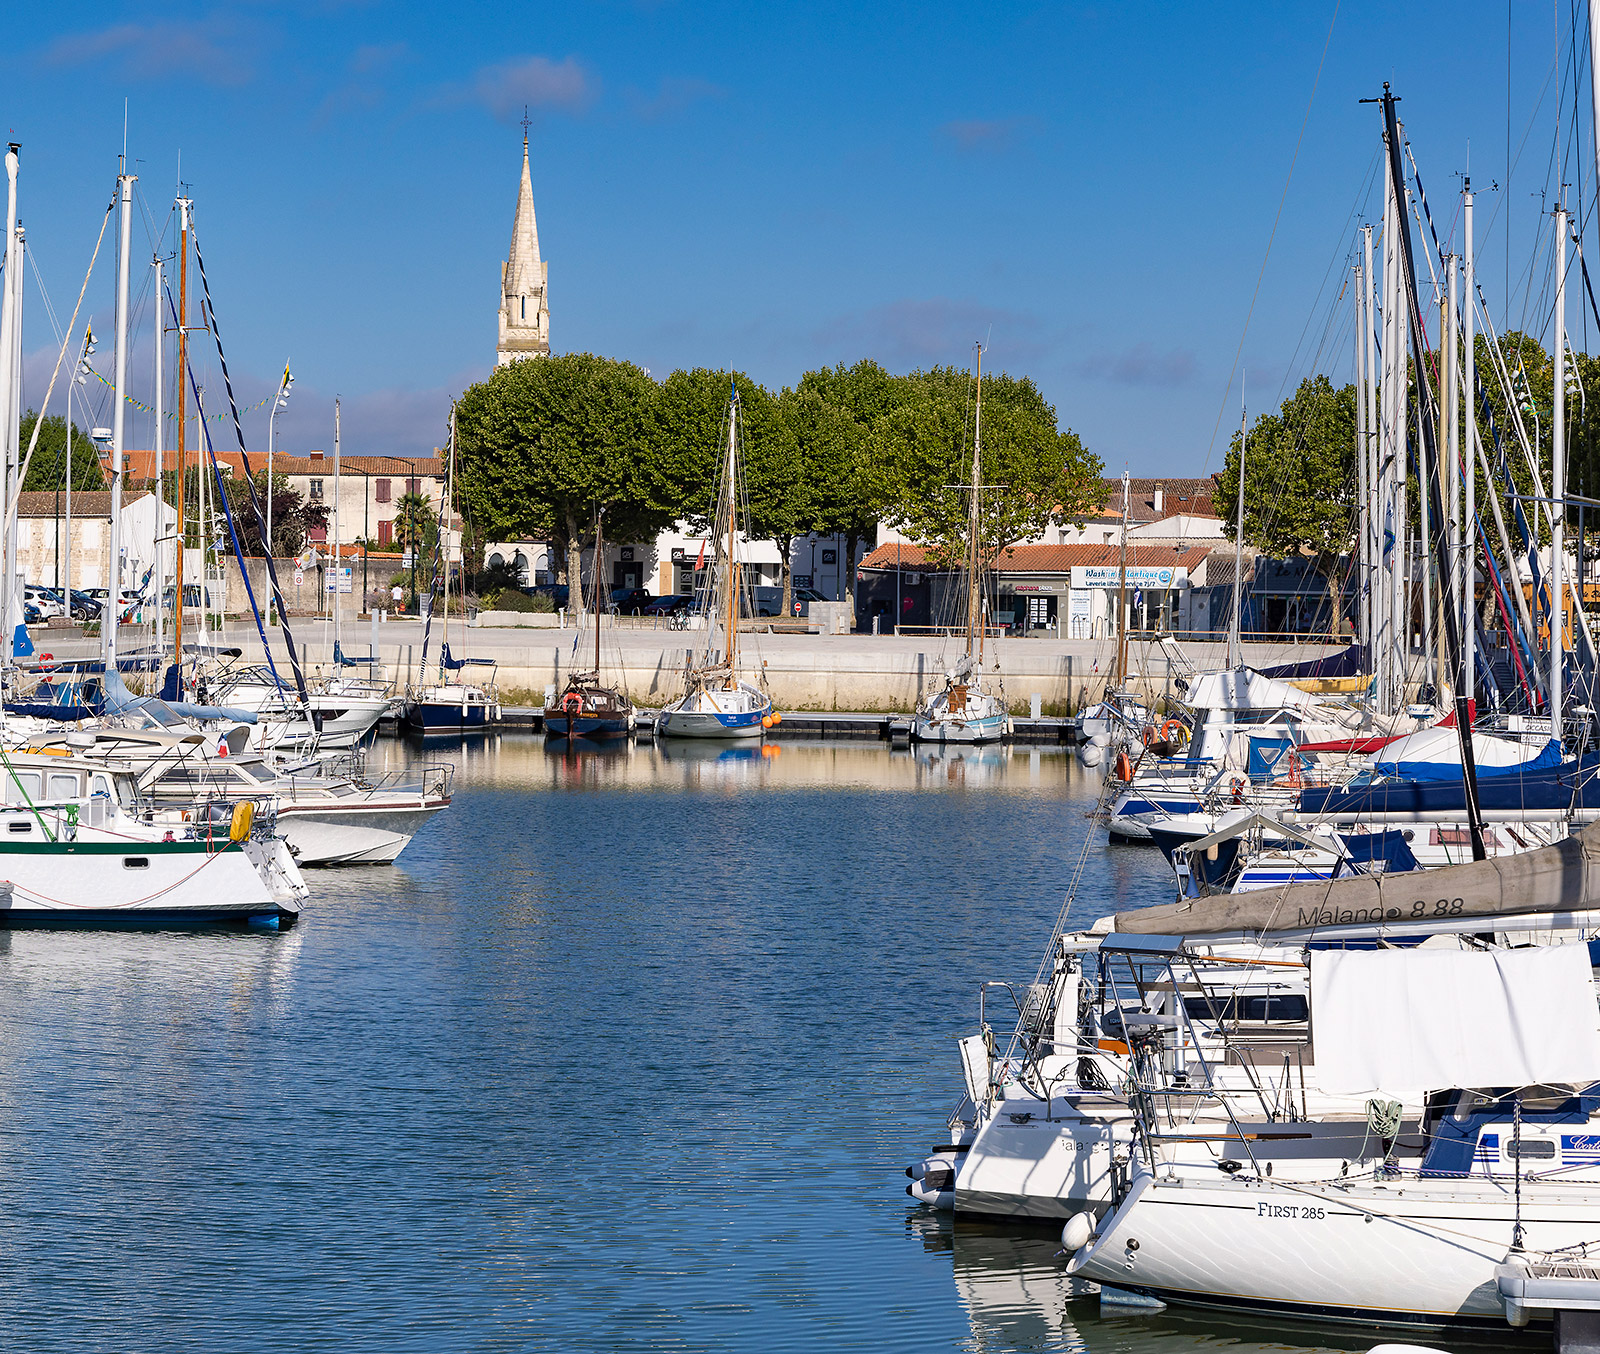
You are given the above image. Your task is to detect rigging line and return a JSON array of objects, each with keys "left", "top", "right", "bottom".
[
  {"left": 8, "top": 191, "right": 116, "bottom": 527},
  {"left": 183, "top": 221, "right": 311, "bottom": 709},
  {"left": 1201, "top": 0, "right": 1340, "bottom": 476}
]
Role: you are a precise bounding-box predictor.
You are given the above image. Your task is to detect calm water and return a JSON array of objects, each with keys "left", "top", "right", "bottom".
[{"left": 0, "top": 737, "right": 1362, "bottom": 1352}]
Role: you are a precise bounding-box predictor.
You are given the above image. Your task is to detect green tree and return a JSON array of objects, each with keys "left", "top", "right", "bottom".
[
  {"left": 870, "top": 364, "right": 1103, "bottom": 570},
  {"left": 1215, "top": 374, "right": 1357, "bottom": 637},
  {"left": 784, "top": 360, "right": 902, "bottom": 610},
  {"left": 455, "top": 353, "right": 668, "bottom": 605},
  {"left": 19, "top": 412, "right": 103, "bottom": 491}
]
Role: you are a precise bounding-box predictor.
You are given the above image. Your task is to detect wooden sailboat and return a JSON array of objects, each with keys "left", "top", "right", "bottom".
[
  {"left": 546, "top": 508, "right": 636, "bottom": 739},
  {"left": 401, "top": 405, "right": 502, "bottom": 733},
  {"left": 656, "top": 384, "right": 775, "bottom": 739},
  {"left": 910, "top": 348, "right": 1012, "bottom": 745}
]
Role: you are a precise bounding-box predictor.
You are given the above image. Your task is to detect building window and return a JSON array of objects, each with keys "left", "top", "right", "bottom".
[
  {"left": 405, "top": 477, "right": 420, "bottom": 495},
  {"left": 377, "top": 520, "right": 393, "bottom": 546},
  {"left": 309, "top": 479, "right": 324, "bottom": 501},
  {"left": 375, "top": 478, "right": 391, "bottom": 504},
  {"left": 308, "top": 526, "right": 327, "bottom": 543}
]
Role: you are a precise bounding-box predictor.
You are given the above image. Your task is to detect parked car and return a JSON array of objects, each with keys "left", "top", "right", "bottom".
[
  {"left": 67, "top": 589, "right": 102, "bottom": 620},
  {"left": 527, "top": 583, "right": 570, "bottom": 609},
  {"left": 21, "top": 602, "right": 40, "bottom": 626},
  {"left": 750, "top": 585, "right": 830, "bottom": 618},
  {"left": 642, "top": 594, "right": 693, "bottom": 617},
  {"left": 22, "top": 585, "right": 64, "bottom": 619},
  {"left": 609, "top": 587, "right": 655, "bottom": 614}
]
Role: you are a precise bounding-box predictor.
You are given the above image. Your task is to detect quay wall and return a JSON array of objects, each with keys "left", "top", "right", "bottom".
[{"left": 287, "top": 627, "right": 1345, "bottom": 716}]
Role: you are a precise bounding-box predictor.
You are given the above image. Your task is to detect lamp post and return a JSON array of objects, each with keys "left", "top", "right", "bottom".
[{"left": 265, "top": 363, "right": 293, "bottom": 558}]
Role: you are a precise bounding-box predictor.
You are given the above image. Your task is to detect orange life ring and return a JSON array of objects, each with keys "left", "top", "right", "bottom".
[
  {"left": 1115, "top": 751, "right": 1134, "bottom": 782},
  {"left": 36, "top": 652, "right": 55, "bottom": 672},
  {"left": 561, "top": 691, "right": 583, "bottom": 715},
  {"left": 1160, "top": 717, "right": 1185, "bottom": 744}
]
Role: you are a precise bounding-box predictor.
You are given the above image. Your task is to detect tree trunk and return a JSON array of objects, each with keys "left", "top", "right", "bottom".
[
  {"left": 844, "top": 531, "right": 859, "bottom": 617},
  {"left": 564, "top": 512, "right": 582, "bottom": 614},
  {"left": 1322, "top": 562, "right": 1343, "bottom": 640},
  {"left": 779, "top": 535, "right": 794, "bottom": 619}
]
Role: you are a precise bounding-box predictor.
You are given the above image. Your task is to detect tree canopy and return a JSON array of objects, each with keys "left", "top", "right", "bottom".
[{"left": 19, "top": 412, "right": 103, "bottom": 492}]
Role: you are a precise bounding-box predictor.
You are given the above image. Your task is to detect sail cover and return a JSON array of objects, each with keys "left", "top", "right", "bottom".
[
  {"left": 1309, "top": 944, "right": 1600, "bottom": 1095},
  {"left": 1113, "top": 819, "right": 1600, "bottom": 937}
]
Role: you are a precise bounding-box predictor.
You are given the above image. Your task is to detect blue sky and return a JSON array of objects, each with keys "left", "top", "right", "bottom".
[{"left": 0, "top": 2, "right": 1588, "bottom": 476}]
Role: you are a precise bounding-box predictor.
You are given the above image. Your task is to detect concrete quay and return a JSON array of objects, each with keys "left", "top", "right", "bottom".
[{"left": 203, "top": 618, "right": 1342, "bottom": 716}]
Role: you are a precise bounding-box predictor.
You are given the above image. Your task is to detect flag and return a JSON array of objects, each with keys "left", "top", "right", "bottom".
[
  {"left": 1382, "top": 503, "right": 1395, "bottom": 570},
  {"left": 12, "top": 624, "right": 32, "bottom": 658}
]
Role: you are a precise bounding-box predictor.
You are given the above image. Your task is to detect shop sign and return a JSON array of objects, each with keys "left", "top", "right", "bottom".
[{"left": 1071, "top": 565, "right": 1186, "bottom": 589}]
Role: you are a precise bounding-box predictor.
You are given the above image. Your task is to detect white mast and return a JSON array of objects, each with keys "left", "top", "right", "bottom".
[
  {"left": 1552, "top": 205, "right": 1569, "bottom": 743},
  {"left": 105, "top": 167, "right": 135, "bottom": 672},
  {"left": 0, "top": 145, "right": 21, "bottom": 667},
  {"left": 1463, "top": 184, "right": 1476, "bottom": 711},
  {"left": 1363, "top": 223, "right": 1380, "bottom": 692},
  {"left": 151, "top": 252, "right": 164, "bottom": 662},
  {"left": 1354, "top": 262, "right": 1369, "bottom": 654},
  {"left": 1228, "top": 406, "right": 1245, "bottom": 669},
  {"left": 968, "top": 346, "right": 984, "bottom": 662},
  {"left": 1445, "top": 252, "right": 1460, "bottom": 704},
  {"left": 333, "top": 396, "right": 342, "bottom": 662}
]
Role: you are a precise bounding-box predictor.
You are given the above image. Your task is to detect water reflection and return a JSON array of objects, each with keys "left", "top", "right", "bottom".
[{"left": 926, "top": 1218, "right": 1373, "bottom": 1354}]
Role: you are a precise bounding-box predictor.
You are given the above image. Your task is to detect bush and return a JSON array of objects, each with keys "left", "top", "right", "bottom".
[{"left": 490, "top": 589, "right": 554, "bottom": 614}]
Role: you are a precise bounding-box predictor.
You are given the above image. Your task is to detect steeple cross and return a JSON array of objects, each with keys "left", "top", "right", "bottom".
[{"left": 520, "top": 105, "right": 531, "bottom": 145}]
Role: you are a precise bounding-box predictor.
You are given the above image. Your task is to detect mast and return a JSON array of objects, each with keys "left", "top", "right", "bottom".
[
  {"left": 151, "top": 253, "right": 163, "bottom": 661},
  {"left": 1228, "top": 408, "right": 1246, "bottom": 668},
  {"left": 1354, "top": 262, "right": 1369, "bottom": 654},
  {"left": 969, "top": 346, "right": 983, "bottom": 662},
  {"left": 1463, "top": 182, "right": 1476, "bottom": 709},
  {"left": 594, "top": 505, "right": 603, "bottom": 676},
  {"left": 724, "top": 385, "right": 739, "bottom": 687},
  {"left": 334, "top": 395, "right": 342, "bottom": 663},
  {"left": 440, "top": 402, "right": 452, "bottom": 678},
  {"left": 0, "top": 145, "right": 20, "bottom": 668},
  {"left": 1363, "top": 223, "right": 1382, "bottom": 700},
  {"left": 105, "top": 166, "right": 134, "bottom": 673},
  {"left": 1115, "top": 468, "right": 1130, "bottom": 686},
  {"left": 174, "top": 197, "right": 189, "bottom": 666},
  {"left": 1379, "top": 85, "right": 1486, "bottom": 859},
  {"left": 1552, "top": 204, "right": 1569, "bottom": 746},
  {"left": 1445, "top": 253, "right": 1460, "bottom": 699}
]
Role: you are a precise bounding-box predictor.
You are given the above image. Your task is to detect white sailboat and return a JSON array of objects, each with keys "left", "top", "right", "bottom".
[
  {"left": 402, "top": 404, "right": 501, "bottom": 733},
  {"left": 657, "top": 384, "right": 775, "bottom": 740},
  {"left": 911, "top": 347, "right": 1011, "bottom": 745}
]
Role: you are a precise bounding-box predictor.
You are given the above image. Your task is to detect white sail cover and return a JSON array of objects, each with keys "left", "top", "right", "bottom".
[{"left": 1309, "top": 945, "right": 1600, "bottom": 1096}]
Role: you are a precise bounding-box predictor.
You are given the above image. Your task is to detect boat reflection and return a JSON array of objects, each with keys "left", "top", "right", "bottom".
[{"left": 923, "top": 1216, "right": 1371, "bottom": 1354}]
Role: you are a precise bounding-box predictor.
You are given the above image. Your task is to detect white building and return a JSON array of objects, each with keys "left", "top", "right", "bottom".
[{"left": 16, "top": 490, "right": 176, "bottom": 595}]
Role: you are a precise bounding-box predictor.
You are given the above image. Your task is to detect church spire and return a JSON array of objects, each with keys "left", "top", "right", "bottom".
[{"left": 497, "top": 115, "right": 549, "bottom": 366}]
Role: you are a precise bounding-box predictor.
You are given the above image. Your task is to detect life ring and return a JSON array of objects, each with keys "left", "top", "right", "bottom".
[
  {"left": 561, "top": 691, "right": 583, "bottom": 715},
  {"left": 1160, "top": 718, "right": 1186, "bottom": 745},
  {"left": 1230, "top": 775, "right": 1247, "bottom": 804},
  {"left": 1114, "top": 751, "right": 1134, "bottom": 783},
  {"left": 36, "top": 652, "right": 55, "bottom": 672}
]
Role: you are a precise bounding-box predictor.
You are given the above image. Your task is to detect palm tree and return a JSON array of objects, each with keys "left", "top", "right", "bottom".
[{"left": 395, "top": 492, "right": 436, "bottom": 611}]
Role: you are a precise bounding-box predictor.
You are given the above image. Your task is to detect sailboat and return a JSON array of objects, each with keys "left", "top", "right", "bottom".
[
  {"left": 656, "top": 385, "right": 775, "bottom": 740},
  {"left": 401, "top": 405, "right": 502, "bottom": 733},
  {"left": 910, "top": 348, "right": 1012, "bottom": 745},
  {"left": 546, "top": 507, "right": 635, "bottom": 739}
]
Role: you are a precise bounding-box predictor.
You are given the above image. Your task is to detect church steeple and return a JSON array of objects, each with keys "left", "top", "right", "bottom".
[{"left": 497, "top": 122, "right": 550, "bottom": 366}]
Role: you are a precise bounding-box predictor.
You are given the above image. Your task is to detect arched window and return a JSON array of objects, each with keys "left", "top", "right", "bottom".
[
  {"left": 488, "top": 552, "right": 505, "bottom": 569},
  {"left": 513, "top": 551, "right": 529, "bottom": 584}
]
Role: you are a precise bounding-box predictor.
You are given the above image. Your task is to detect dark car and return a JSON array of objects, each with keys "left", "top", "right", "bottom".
[
  {"left": 609, "top": 587, "right": 655, "bottom": 614},
  {"left": 643, "top": 594, "right": 693, "bottom": 617},
  {"left": 527, "top": 583, "right": 570, "bottom": 608},
  {"left": 67, "top": 589, "right": 102, "bottom": 619}
]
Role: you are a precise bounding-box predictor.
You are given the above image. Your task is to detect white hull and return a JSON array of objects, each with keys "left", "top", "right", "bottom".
[
  {"left": 277, "top": 800, "right": 448, "bottom": 866},
  {"left": 657, "top": 680, "right": 771, "bottom": 740},
  {"left": 1068, "top": 1170, "right": 1593, "bottom": 1330}
]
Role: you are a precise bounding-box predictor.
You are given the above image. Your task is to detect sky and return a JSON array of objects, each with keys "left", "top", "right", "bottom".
[{"left": 0, "top": 1, "right": 1593, "bottom": 478}]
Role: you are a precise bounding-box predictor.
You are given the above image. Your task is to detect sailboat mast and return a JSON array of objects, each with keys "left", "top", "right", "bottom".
[
  {"left": 968, "top": 347, "right": 983, "bottom": 661},
  {"left": 174, "top": 199, "right": 189, "bottom": 664},
  {"left": 0, "top": 145, "right": 21, "bottom": 671},
  {"left": 1463, "top": 183, "right": 1476, "bottom": 708},
  {"left": 594, "top": 504, "right": 603, "bottom": 675},
  {"left": 151, "top": 254, "right": 163, "bottom": 662},
  {"left": 1115, "top": 469, "right": 1130, "bottom": 686},
  {"left": 105, "top": 167, "right": 134, "bottom": 673},
  {"left": 1553, "top": 204, "right": 1569, "bottom": 744},
  {"left": 333, "top": 396, "right": 342, "bottom": 660},
  {"left": 1229, "top": 409, "right": 1246, "bottom": 667},
  {"left": 441, "top": 403, "right": 454, "bottom": 675},
  {"left": 725, "top": 387, "right": 738, "bottom": 686}
]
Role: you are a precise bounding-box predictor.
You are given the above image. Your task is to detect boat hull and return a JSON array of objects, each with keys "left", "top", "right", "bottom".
[
  {"left": 544, "top": 713, "right": 633, "bottom": 739},
  {"left": 277, "top": 801, "right": 449, "bottom": 866},
  {"left": 1068, "top": 1171, "right": 1589, "bottom": 1331},
  {"left": 401, "top": 698, "right": 500, "bottom": 733},
  {"left": 911, "top": 712, "right": 1010, "bottom": 745},
  {"left": 657, "top": 681, "right": 772, "bottom": 740}
]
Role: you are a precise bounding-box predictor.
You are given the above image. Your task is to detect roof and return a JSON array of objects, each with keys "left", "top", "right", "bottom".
[
  {"left": 114, "top": 450, "right": 443, "bottom": 482},
  {"left": 1096, "top": 476, "right": 1220, "bottom": 524},
  {"left": 858, "top": 542, "right": 1212, "bottom": 574},
  {"left": 18, "top": 491, "right": 117, "bottom": 518}
]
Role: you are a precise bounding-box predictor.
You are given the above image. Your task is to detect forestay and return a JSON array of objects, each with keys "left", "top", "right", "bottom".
[{"left": 1309, "top": 945, "right": 1600, "bottom": 1096}]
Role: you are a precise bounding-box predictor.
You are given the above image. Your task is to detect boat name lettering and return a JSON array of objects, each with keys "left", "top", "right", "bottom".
[
  {"left": 1256, "top": 1202, "right": 1324, "bottom": 1220},
  {"left": 1295, "top": 898, "right": 1465, "bottom": 927}
]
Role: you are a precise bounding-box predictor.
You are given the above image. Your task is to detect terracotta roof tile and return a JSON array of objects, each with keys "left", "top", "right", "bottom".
[{"left": 859, "top": 542, "right": 1212, "bottom": 573}]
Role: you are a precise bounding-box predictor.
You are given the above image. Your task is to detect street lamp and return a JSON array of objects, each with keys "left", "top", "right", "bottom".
[{"left": 266, "top": 363, "right": 293, "bottom": 557}]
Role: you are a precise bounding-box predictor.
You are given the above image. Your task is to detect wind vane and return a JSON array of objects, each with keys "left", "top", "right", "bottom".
[{"left": 521, "top": 105, "right": 531, "bottom": 144}]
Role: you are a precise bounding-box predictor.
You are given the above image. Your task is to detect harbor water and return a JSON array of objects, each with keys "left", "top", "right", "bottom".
[{"left": 0, "top": 737, "right": 1365, "bottom": 1352}]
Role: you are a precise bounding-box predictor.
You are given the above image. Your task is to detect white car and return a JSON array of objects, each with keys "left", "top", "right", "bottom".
[{"left": 22, "top": 586, "right": 64, "bottom": 619}]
